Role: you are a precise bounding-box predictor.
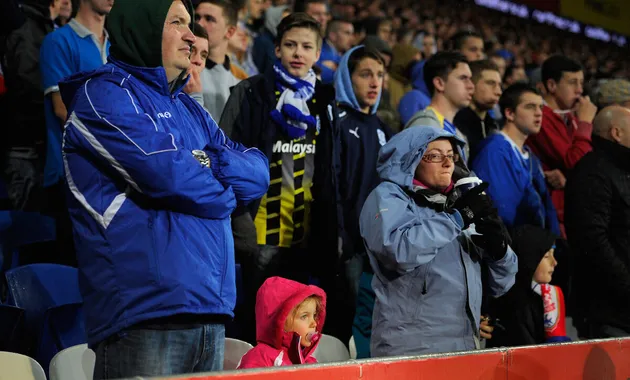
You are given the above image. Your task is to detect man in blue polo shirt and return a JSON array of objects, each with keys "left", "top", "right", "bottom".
[
  {"left": 41, "top": 0, "right": 112, "bottom": 189},
  {"left": 317, "top": 18, "right": 354, "bottom": 82},
  {"left": 39, "top": 0, "right": 112, "bottom": 265}
]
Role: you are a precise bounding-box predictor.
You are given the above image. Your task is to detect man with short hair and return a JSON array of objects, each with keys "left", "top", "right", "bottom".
[
  {"left": 39, "top": 0, "right": 113, "bottom": 266},
  {"left": 473, "top": 83, "right": 559, "bottom": 235},
  {"left": 405, "top": 51, "right": 474, "bottom": 160},
  {"left": 454, "top": 59, "right": 502, "bottom": 161},
  {"left": 363, "top": 17, "right": 392, "bottom": 46},
  {"left": 526, "top": 55, "right": 597, "bottom": 237},
  {"left": 196, "top": 0, "right": 241, "bottom": 120},
  {"left": 220, "top": 12, "right": 340, "bottom": 345},
  {"left": 58, "top": 0, "right": 269, "bottom": 376},
  {"left": 244, "top": 0, "right": 265, "bottom": 34},
  {"left": 2, "top": 0, "right": 63, "bottom": 210},
  {"left": 41, "top": 0, "right": 112, "bottom": 190},
  {"left": 565, "top": 105, "right": 630, "bottom": 338},
  {"left": 489, "top": 52, "right": 506, "bottom": 78},
  {"left": 183, "top": 22, "right": 209, "bottom": 106},
  {"left": 189, "top": 23, "right": 210, "bottom": 73},
  {"left": 318, "top": 18, "right": 354, "bottom": 72},
  {"left": 597, "top": 79, "right": 630, "bottom": 109},
  {"left": 421, "top": 33, "right": 436, "bottom": 60},
  {"left": 297, "top": 0, "right": 329, "bottom": 35},
  {"left": 449, "top": 30, "right": 484, "bottom": 62},
  {"left": 504, "top": 63, "right": 527, "bottom": 87},
  {"left": 297, "top": 0, "right": 334, "bottom": 82}
]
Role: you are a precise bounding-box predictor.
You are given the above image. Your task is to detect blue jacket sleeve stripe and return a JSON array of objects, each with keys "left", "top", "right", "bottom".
[
  {"left": 85, "top": 79, "right": 178, "bottom": 156},
  {"left": 69, "top": 112, "right": 143, "bottom": 194},
  {"left": 62, "top": 123, "right": 129, "bottom": 229},
  {"left": 123, "top": 87, "right": 140, "bottom": 114}
]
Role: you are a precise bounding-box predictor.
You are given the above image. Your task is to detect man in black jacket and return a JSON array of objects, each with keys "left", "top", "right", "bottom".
[
  {"left": 453, "top": 59, "right": 502, "bottom": 163},
  {"left": 220, "top": 12, "right": 342, "bottom": 344},
  {"left": 2, "top": 0, "right": 62, "bottom": 210},
  {"left": 565, "top": 105, "right": 630, "bottom": 338}
]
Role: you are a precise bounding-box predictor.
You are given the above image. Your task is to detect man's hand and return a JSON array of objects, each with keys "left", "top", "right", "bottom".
[
  {"left": 183, "top": 68, "right": 202, "bottom": 94},
  {"left": 480, "top": 316, "right": 494, "bottom": 340},
  {"left": 544, "top": 169, "right": 566, "bottom": 190},
  {"left": 575, "top": 96, "right": 597, "bottom": 123}
]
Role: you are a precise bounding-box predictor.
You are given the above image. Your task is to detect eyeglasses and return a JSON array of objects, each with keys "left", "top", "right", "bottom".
[{"left": 422, "top": 153, "right": 460, "bottom": 163}]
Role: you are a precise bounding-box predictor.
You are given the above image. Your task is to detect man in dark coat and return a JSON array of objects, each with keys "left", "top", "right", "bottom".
[{"left": 565, "top": 105, "right": 630, "bottom": 338}]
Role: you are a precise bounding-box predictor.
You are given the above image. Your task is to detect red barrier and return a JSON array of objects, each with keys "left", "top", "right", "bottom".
[{"left": 139, "top": 338, "right": 630, "bottom": 380}]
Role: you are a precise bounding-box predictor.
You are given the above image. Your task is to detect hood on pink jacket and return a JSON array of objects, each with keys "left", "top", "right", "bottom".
[{"left": 238, "top": 277, "right": 326, "bottom": 368}]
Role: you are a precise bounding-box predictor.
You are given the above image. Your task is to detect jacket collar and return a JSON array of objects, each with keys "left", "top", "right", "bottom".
[
  {"left": 109, "top": 57, "right": 188, "bottom": 97},
  {"left": 592, "top": 135, "right": 630, "bottom": 172},
  {"left": 206, "top": 55, "right": 231, "bottom": 71}
]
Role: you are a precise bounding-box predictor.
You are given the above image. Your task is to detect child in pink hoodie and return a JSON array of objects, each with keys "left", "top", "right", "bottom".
[{"left": 238, "top": 276, "right": 326, "bottom": 368}]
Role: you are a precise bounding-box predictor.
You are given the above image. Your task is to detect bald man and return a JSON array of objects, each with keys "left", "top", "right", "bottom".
[{"left": 565, "top": 105, "right": 630, "bottom": 339}]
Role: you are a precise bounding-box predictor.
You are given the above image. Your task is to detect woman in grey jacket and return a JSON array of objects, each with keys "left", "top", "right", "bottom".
[{"left": 359, "top": 126, "right": 518, "bottom": 357}]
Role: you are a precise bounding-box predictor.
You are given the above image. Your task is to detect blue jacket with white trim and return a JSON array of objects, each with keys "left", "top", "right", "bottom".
[{"left": 59, "top": 57, "right": 270, "bottom": 346}]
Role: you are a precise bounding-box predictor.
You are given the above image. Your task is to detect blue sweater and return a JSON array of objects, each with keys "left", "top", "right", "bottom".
[{"left": 472, "top": 132, "right": 560, "bottom": 235}]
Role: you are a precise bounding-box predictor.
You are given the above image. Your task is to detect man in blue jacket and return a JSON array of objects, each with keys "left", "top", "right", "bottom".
[
  {"left": 472, "top": 83, "right": 560, "bottom": 235},
  {"left": 59, "top": 0, "right": 269, "bottom": 378}
]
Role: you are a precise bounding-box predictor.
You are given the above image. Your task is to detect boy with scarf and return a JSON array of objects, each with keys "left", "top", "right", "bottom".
[
  {"left": 487, "top": 225, "right": 570, "bottom": 347},
  {"left": 220, "top": 12, "right": 342, "bottom": 345},
  {"left": 332, "top": 45, "right": 392, "bottom": 348}
]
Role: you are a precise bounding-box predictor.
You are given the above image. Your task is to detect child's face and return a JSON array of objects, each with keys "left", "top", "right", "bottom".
[
  {"left": 533, "top": 248, "right": 558, "bottom": 284},
  {"left": 351, "top": 57, "right": 384, "bottom": 112},
  {"left": 285, "top": 298, "right": 318, "bottom": 347},
  {"left": 275, "top": 27, "right": 321, "bottom": 79}
]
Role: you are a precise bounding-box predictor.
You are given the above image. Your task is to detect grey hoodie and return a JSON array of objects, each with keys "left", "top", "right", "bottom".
[{"left": 264, "top": 5, "right": 289, "bottom": 38}]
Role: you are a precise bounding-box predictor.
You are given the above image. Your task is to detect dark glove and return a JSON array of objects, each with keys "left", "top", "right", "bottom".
[
  {"left": 471, "top": 215, "right": 512, "bottom": 260},
  {"left": 449, "top": 182, "right": 494, "bottom": 229}
]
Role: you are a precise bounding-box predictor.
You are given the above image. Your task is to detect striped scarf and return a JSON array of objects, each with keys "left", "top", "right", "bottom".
[{"left": 270, "top": 60, "right": 317, "bottom": 139}]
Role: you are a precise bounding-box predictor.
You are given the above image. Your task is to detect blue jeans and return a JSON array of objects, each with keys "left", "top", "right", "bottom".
[{"left": 93, "top": 323, "right": 225, "bottom": 379}]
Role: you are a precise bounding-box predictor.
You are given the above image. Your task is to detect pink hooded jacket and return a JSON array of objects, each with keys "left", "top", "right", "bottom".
[{"left": 237, "top": 277, "right": 327, "bottom": 369}]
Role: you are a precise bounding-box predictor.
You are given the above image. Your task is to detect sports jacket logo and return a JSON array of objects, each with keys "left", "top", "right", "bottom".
[
  {"left": 273, "top": 140, "right": 316, "bottom": 154},
  {"left": 349, "top": 127, "right": 360, "bottom": 139}
]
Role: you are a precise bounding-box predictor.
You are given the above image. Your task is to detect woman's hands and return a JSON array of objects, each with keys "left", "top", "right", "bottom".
[{"left": 450, "top": 183, "right": 494, "bottom": 229}]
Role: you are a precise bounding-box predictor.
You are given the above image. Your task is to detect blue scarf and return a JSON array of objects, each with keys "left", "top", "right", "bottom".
[{"left": 270, "top": 60, "right": 317, "bottom": 139}]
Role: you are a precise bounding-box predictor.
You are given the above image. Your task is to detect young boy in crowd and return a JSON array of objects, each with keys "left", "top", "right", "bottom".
[
  {"left": 220, "top": 12, "right": 341, "bottom": 344},
  {"left": 487, "top": 225, "right": 570, "bottom": 347},
  {"left": 333, "top": 45, "right": 392, "bottom": 350},
  {"left": 473, "top": 84, "right": 560, "bottom": 236},
  {"left": 195, "top": 0, "right": 241, "bottom": 120},
  {"left": 238, "top": 277, "right": 326, "bottom": 368}
]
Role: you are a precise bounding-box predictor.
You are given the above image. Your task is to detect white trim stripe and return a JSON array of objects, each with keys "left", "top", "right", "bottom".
[
  {"left": 144, "top": 113, "right": 158, "bottom": 131},
  {"left": 83, "top": 79, "right": 178, "bottom": 155},
  {"left": 124, "top": 89, "right": 139, "bottom": 114},
  {"left": 70, "top": 113, "right": 142, "bottom": 193},
  {"left": 62, "top": 130, "right": 128, "bottom": 229}
]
